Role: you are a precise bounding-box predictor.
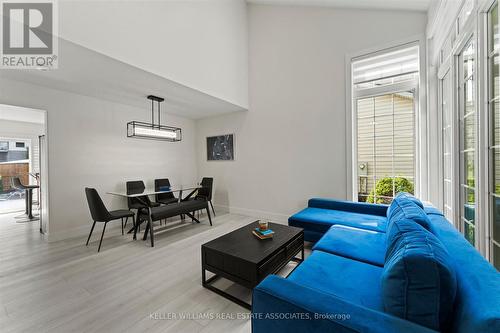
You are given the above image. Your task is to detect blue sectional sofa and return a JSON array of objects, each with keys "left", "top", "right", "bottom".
[{"left": 252, "top": 193, "right": 500, "bottom": 333}]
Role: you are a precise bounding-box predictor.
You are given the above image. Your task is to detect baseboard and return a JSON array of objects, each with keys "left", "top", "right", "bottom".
[{"left": 214, "top": 204, "right": 289, "bottom": 224}]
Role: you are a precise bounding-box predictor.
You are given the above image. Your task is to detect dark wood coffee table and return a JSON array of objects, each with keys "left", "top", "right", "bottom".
[{"left": 201, "top": 221, "right": 304, "bottom": 309}]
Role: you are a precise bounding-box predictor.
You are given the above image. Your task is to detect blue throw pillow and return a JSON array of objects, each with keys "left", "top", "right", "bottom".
[{"left": 382, "top": 224, "right": 457, "bottom": 332}]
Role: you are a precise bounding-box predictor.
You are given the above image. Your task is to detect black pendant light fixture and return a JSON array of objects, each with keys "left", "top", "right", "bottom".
[{"left": 127, "top": 95, "right": 182, "bottom": 142}]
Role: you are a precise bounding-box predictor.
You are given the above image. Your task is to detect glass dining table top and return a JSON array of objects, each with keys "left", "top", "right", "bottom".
[{"left": 107, "top": 184, "right": 201, "bottom": 198}]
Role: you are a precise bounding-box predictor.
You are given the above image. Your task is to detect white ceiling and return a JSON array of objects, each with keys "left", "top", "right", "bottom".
[
  {"left": 1, "top": 39, "right": 246, "bottom": 120},
  {"left": 247, "top": 0, "right": 433, "bottom": 12}
]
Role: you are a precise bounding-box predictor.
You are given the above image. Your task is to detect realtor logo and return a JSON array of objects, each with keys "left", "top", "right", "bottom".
[{"left": 1, "top": 0, "right": 58, "bottom": 69}]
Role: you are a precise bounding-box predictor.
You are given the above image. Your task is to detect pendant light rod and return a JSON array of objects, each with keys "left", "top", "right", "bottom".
[{"left": 147, "top": 95, "right": 165, "bottom": 129}]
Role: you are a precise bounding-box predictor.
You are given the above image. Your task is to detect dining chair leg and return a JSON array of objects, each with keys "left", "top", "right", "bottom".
[
  {"left": 143, "top": 222, "right": 150, "bottom": 241},
  {"left": 98, "top": 222, "right": 107, "bottom": 252},
  {"left": 206, "top": 207, "right": 212, "bottom": 226},
  {"left": 209, "top": 201, "right": 216, "bottom": 216},
  {"left": 121, "top": 218, "right": 124, "bottom": 235},
  {"left": 133, "top": 217, "right": 140, "bottom": 240},
  {"left": 86, "top": 221, "right": 97, "bottom": 246}
]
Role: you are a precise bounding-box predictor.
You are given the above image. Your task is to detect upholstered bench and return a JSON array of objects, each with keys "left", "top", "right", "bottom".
[
  {"left": 134, "top": 199, "right": 212, "bottom": 245},
  {"left": 150, "top": 200, "right": 211, "bottom": 223}
]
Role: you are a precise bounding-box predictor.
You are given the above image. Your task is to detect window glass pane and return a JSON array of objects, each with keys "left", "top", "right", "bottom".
[
  {"left": 460, "top": 39, "right": 476, "bottom": 247},
  {"left": 492, "top": 196, "right": 500, "bottom": 242},
  {"left": 374, "top": 96, "right": 393, "bottom": 116},
  {"left": 357, "top": 98, "right": 374, "bottom": 117},
  {"left": 464, "top": 114, "right": 476, "bottom": 150},
  {"left": 492, "top": 56, "right": 499, "bottom": 99},
  {"left": 394, "top": 112, "right": 414, "bottom": 136},
  {"left": 444, "top": 154, "right": 451, "bottom": 179},
  {"left": 443, "top": 128, "right": 451, "bottom": 154},
  {"left": 444, "top": 181, "right": 452, "bottom": 207},
  {"left": 464, "top": 151, "right": 475, "bottom": 187},
  {"left": 358, "top": 117, "right": 374, "bottom": 136},
  {"left": 464, "top": 221, "right": 475, "bottom": 245},
  {"left": 356, "top": 90, "right": 415, "bottom": 203},
  {"left": 463, "top": 187, "right": 476, "bottom": 210},
  {"left": 494, "top": 244, "right": 500, "bottom": 271},
  {"left": 465, "top": 78, "right": 475, "bottom": 114},
  {"left": 394, "top": 135, "right": 413, "bottom": 155},
  {"left": 375, "top": 157, "right": 393, "bottom": 178},
  {"left": 372, "top": 177, "right": 395, "bottom": 204},
  {"left": 357, "top": 137, "right": 374, "bottom": 161},
  {"left": 375, "top": 136, "right": 393, "bottom": 157},
  {"left": 493, "top": 101, "right": 500, "bottom": 147},
  {"left": 375, "top": 115, "right": 393, "bottom": 137},
  {"left": 394, "top": 155, "right": 414, "bottom": 178},
  {"left": 491, "top": 3, "right": 499, "bottom": 52},
  {"left": 493, "top": 149, "right": 500, "bottom": 195},
  {"left": 463, "top": 44, "right": 475, "bottom": 79}
]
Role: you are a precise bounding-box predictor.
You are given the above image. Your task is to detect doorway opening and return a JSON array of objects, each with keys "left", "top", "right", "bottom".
[{"left": 0, "top": 104, "right": 48, "bottom": 234}]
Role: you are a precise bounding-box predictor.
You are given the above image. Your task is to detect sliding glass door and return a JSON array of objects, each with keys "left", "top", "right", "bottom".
[{"left": 459, "top": 39, "right": 477, "bottom": 247}]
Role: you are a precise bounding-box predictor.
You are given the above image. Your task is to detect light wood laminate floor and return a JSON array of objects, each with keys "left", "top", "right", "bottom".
[{"left": 0, "top": 211, "right": 305, "bottom": 333}]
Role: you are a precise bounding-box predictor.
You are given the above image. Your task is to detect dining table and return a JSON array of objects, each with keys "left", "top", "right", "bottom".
[{"left": 107, "top": 184, "right": 202, "bottom": 246}]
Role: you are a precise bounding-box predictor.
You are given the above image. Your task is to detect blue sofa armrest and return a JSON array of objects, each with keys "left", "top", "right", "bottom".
[
  {"left": 252, "top": 275, "right": 437, "bottom": 333},
  {"left": 308, "top": 198, "right": 388, "bottom": 217}
]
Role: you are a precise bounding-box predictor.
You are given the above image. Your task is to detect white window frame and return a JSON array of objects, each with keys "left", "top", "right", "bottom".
[
  {"left": 482, "top": 0, "right": 499, "bottom": 264},
  {"left": 346, "top": 36, "right": 427, "bottom": 202}
]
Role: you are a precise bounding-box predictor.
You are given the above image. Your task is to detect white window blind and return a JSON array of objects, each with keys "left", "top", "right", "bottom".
[{"left": 352, "top": 46, "right": 419, "bottom": 85}]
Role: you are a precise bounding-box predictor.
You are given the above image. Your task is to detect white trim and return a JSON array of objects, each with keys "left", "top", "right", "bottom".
[
  {"left": 0, "top": 103, "right": 50, "bottom": 236},
  {"left": 478, "top": 3, "right": 490, "bottom": 258},
  {"left": 353, "top": 80, "right": 418, "bottom": 99}
]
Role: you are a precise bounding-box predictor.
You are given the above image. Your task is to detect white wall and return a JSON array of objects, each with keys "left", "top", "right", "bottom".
[
  {"left": 196, "top": 5, "right": 427, "bottom": 221},
  {"left": 0, "top": 78, "right": 197, "bottom": 241},
  {"left": 59, "top": 0, "right": 249, "bottom": 108}
]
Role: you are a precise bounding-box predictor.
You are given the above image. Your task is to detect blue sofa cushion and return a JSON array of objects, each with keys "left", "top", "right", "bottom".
[
  {"left": 385, "top": 217, "right": 427, "bottom": 261},
  {"left": 288, "top": 250, "right": 384, "bottom": 310},
  {"left": 387, "top": 192, "right": 423, "bottom": 219},
  {"left": 289, "top": 207, "right": 387, "bottom": 236},
  {"left": 426, "top": 214, "right": 500, "bottom": 333},
  {"left": 386, "top": 196, "right": 432, "bottom": 235},
  {"left": 423, "top": 204, "right": 444, "bottom": 216},
  {"left": 382, "top": 221, "right": 457, "bottom": 332},
  {"left": 308, "top": 198, "right": 388, "bottom": 216},
  {"left": 313, "top": 225, "right": 385, "bottom": 266}
]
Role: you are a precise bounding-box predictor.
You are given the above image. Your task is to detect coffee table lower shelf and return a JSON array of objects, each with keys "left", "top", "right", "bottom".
[{"left": 202, "top": 248, "right": 304, "bottom": 310}]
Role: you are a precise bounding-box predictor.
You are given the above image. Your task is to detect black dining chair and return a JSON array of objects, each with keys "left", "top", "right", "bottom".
[
  {"left": 198, "top": 177, "right": 215, "bottom": 216},
  {"left": 191, "top": 177, "right": 215, "bottom": 221},
  {"left": 126, "top": 180, "right": 160, "bottom": 227},
  {"left": 85, "top": 188, "right": 135, "bottom": 252},
  {"left": 155, "top": 178, "right": 178, "bottom": 205}
]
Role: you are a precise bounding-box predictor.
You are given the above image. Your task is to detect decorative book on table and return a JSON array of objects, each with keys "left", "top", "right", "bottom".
[{"left": 252, "top": 228, "right": 274, "bottom": 240}]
